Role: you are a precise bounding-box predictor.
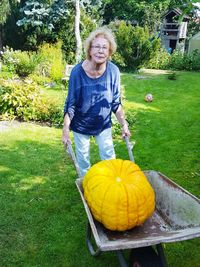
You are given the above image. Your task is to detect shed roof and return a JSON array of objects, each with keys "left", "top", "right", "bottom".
[{"left": 162, "top": 8, "right": 190, "bottom": 20}]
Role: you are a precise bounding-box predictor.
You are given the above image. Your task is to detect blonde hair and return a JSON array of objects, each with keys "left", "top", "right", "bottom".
[{"left": 84, "top": 27, "right": 117, "bottom": 60}]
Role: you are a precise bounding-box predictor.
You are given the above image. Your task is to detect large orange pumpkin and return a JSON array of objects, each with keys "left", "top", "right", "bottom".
[{"left": 83, "top": 159, "right": 155, "bottom": 231}]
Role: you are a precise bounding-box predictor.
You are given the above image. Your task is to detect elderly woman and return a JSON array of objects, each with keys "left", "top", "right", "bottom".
[{"left": 62, "top": 27, "right": 131, "bottom": 177}]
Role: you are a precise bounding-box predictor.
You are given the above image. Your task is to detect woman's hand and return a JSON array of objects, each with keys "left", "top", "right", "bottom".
[
  {"left": 62, "top": 129, "right": 71, "bottom": 146},
  {"left": 114, "top": 105, "right": 131, "bottom": 138},
  {"left": 62, "top": 113, "right": 71, "bottom": 146},
  {"left": 121, "top": 122, "right": 131, "bottom": 138}
]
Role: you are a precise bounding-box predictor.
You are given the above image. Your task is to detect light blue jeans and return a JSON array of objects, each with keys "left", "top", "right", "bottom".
[{"left": 73, "top": 128, "right": 116, "bottom": 177}]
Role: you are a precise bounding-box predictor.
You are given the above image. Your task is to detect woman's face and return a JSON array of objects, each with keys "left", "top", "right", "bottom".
[{"left": 89, "top": 36, "right": 110, "bottom": 65}]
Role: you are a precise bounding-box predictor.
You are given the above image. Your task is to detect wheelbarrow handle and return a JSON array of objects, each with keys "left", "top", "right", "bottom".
[
  {"left": 65, "top": 143, "right": 82, "bottom": 178},
  {"left": 124, "top": 136, "right": 135, "bottom": 163},
  {"left": 66, "top": 137, "right": 134, "bottom": 177}
]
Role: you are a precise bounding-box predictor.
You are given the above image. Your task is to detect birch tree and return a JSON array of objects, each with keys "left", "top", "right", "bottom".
[
  {"left": 0, "top": 0, "right": 11, "bottom": 50},
  {"left": 74, "top": 0, "right": 82, "bottom": 63}
]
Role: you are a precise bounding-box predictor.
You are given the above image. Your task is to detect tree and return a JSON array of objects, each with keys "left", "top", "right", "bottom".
[
  {"left": 0, "top": 0, "right": 11, "bottom": 50},
  {"left": 74, "top": 0, "right": 103, "bottom": 62},
  {"left": 16, "top": 0, "right": 70, "bottom": 50},
  {"left": 102, "top": 0, "right": 170, "bottom": 33},
  {"left": 102, "top": 0, "right": 199, "bottom": 34},
  {"left": 2, "top": 0, "right": 99, "bottom": 64},
  {"left": 74, "top": 0, "right": 82, "bottom": 63},
  {"left": 110, "top": 20, "right": 160, "bottom": 70}
]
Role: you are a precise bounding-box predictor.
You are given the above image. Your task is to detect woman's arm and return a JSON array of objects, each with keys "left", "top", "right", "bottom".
[
  {"left": 62, "top": 66, "right": 78, "bottom": 145},
  {"left": 62, "top": 113, "right": 71, "bottom": 145},
  {"left": 115, "top": 105, "right": 131, "bottom": 138}
]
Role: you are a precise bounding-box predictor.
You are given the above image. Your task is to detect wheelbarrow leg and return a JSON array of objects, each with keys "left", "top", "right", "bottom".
[
  {"left": 116, "top": 250, "right": 128, "bottom": 267},
  {"left": 86, "top": 221, "right": 101, "bottom": 256},
  {"left": 129, "top": 245, "right": 167, "bottom": 267},
  {"left": 156, "top": 244, "right": 168, "bottom": 267}
]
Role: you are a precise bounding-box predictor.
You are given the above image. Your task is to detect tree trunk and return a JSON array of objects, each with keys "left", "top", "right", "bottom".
[
  {"left": 74, "top": 0, "right": 82, "bottom": 63},
  {"left": 0, "top": 25, "right": 3, "bottom": 51}
]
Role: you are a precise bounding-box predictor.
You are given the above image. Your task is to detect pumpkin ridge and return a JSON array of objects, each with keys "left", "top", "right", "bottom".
[
  {"left": 121, "top": 177, "right": 130, "bottom": 229},
  {"left": 124, "top": 162, "right": 136, "bottom": 183},
  {"left": 88, "top": 180, "right": 113, "bottom": 223},
  {"left": 105, "top": 159, "right": 116, "bottom": 170},
  {"left": 87, "top": 173, "right": 114, "bottom": 180},
  {"left": 121, "top": 160, "right": 130, "bottom": 228},
  {"left": 109, "top": 159, "right": 122, "bottom": 177},
  {"left": 137, "top": 184, "right": 150, "bottom": 223},
  {"left": 118, "top": 159, "right": 124, "bottom": 178},
  {"left": 99, "top": 181, "right": 114, "bottom": 224},
  {"left": 126, "top": 169, "right": 139, "bottom": 177},
  {"left": 86, "top": 168, "right": 113, "bottom": 178},
  {"left": 129, "top": 183, "right": 139, "bottom": 226}
]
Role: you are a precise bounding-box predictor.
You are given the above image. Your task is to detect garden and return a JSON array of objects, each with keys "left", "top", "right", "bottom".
[{"left": 0, "top": 0, "right": 200, "bottom": 266}]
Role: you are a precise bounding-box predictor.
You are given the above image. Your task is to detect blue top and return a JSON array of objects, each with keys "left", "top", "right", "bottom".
[{"left": 64, "top": 61, "right": 121, "bottom": 135}]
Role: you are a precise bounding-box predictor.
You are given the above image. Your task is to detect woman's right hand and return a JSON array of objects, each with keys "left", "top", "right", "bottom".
[
  {"left": 62, "top": 129, "right": 71, "bottom": 146},
  {"left": 62, "top": 113, "right": 71, "bottom": 146}
]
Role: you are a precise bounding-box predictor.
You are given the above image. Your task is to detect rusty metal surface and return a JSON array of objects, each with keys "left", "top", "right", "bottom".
[{"left": 75, "top": 171, "right": 200, "bottom": 252}]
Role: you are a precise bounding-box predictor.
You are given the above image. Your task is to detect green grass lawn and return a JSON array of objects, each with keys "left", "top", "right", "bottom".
[{"left": 0, "top": 69, "right": 200, "bottom": 266}]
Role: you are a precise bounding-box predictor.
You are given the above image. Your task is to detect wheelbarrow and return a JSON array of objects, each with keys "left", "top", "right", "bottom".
[{"left": 66, "top": 137, "right": 200, "bottom": 267}]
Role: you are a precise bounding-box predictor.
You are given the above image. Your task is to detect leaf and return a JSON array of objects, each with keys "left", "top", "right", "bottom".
[
  {"left": 24, "top": 10, "right": 33, "bottom": 16},
  {"left": 33, "top": 21, "right": 43, "bottom": 26},
  {"left": 16, "top": 20, "right": 24, "bottom": 26}
]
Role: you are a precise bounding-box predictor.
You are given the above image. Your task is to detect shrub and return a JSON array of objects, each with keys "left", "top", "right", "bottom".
[
  {"left": 36, "top": 41, "right": 65, "bottom": 81},
  {"left": 1, "top": 46, "right": 16, "bottom": 73},
  {"left": 12, "top": 51, "right": 39, "bottom": 77},
  {"left": 112, "top": 52, "right": 126, "bottom": 68},
  {"left": 28, "top": 73, "right": 52, "bottom": 85},
  {"left": 0, "top": 78, "right": 63, "bottom": 126},
  {"left": 168, "top": 50, "right": 200, "bottom": 71},
  {"left": 2, "top": 47, "right": 39, "bottom": 77},
  {"left": 145, "top": 48, "right": 170, "bottom": 69},
  {"left": 145, "top": 49, "right": 200, "bottom": 71},
  {"left": 109, "top": 20, "right": 160, "bottom": 70},
  {"left": 167, "top": 72, "right": 178, "bottom": 80},
  {"left": 2, "top": 42, "right": 66, "bottom": 80},
  {"left": 35, "top": 98, "right": 63, "bottom": 127},
  {"left": 0, "top": 78, "right": 44, "bottom": 121}
]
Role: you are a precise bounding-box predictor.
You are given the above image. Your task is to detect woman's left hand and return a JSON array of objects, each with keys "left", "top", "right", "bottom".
[{"left": 122, "top": 123, "right": 131, "bottom": 138}]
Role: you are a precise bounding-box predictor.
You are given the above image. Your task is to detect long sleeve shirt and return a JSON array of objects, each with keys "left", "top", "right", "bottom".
[{"left": 64, "top": 61, "right": 121, "bottom": 135}]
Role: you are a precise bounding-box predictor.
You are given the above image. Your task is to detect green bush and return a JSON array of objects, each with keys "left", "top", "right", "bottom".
[
  {"left": 145, "top": 49, "right": 200, "bottom": 71},
  {"left": 112, "top": 52, "right": 126, "bottom": 68},
  {"left": 168, "top": 50, "right": 200, "bottom": 71},
  {"left": 109, "top": 20, "right": 160, "bottom": 70},
  {"left": 28, "top": 73, "right": 52, "bottom": 85},
  {"left": 0, "top": 78, "right": 44, "bottom": 120},
  {"left": 36, "top": 41, "right": 65, "bottom": 81},
  {"left": 1, "top": 46, "right": 16, "bottom": 73},
  {"left": 13, "top": 51, "right": 39, "bottom": 77},
  {"left": 145, "top": 48, "right": 170, "bottom": 69},
  {"left": 2, "top": 42, "right": 65, "bottom": 80},
  {"left": 167, "top": 71, "right": 178, "bottom": 80},
  {"left": 0, "top": 78, "right": 63, "bottom": 126},
  {"left": 35, "top": 98, "right": 63, "bottom": 127},
  {"left": 2, "top": 47, "right": 39, "bottom": 77}
]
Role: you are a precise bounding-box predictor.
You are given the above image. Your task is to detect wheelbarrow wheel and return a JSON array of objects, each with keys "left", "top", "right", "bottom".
[{"left": 129, "top": 246, "right": 162, "bottom": 267}]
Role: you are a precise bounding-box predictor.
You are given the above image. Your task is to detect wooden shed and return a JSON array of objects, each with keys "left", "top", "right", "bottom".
[{"left": 160, "top": 8, "right": 190, "bottom": 53}]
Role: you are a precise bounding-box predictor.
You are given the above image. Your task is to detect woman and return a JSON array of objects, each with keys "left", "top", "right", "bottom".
[{"left": 62, "top": 27, "right": 131, "bottom": 177}]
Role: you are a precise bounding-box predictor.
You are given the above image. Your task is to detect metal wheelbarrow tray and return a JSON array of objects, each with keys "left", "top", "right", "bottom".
[{"left": 75, "top": 170, "right": 200, "bottom": 266}]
